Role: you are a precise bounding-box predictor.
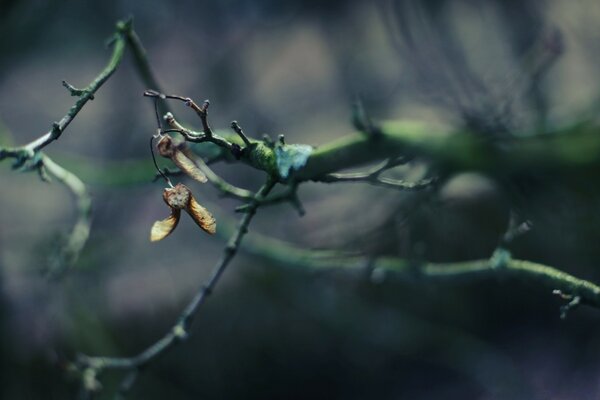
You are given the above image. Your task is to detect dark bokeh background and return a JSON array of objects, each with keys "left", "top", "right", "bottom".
[{"left": 2, "top": 0, "right": 600, "bottom": 399}]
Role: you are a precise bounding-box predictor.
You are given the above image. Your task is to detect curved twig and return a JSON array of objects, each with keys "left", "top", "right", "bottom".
[{"left": 76, "top": 179, "right": 276, "bottom": 397}]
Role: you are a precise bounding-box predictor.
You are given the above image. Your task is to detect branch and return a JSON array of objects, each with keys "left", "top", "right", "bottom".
[
  {"left": 75, "top": 179, "right": 276, "bottom": 397},
  {"left": 123, "top": 27, "right": 171, "bottom": 116},
  {"left": 160, "top": 108, "right": 240, "bottom": 156},
  {"left": 0, "top": 21, "right": 129, "bottom": 163},
  {"left": 235, "top": 182, "right": 305, "bottom": 216},
  {"left": 42, "top": 154, "right": 92, "bottom": 278},
  {"left": 315, "top": 157, "right": 437, "bottom": 191},
  {"left": 235, "top": 228, "right": 600, "bottom": 313},
  {"left": 298, "top": 119, "right": 600, "bottom": 180}
]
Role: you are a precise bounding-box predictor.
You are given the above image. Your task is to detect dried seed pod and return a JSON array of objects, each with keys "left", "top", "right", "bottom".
[
  {"left": 150, "top": 183, "right": 216, "bottom": 242},
  {"left": 150, "top": 209, "right": 181, "bottom": 242},
  {"left": 187, "top": 195, "right": 216, "bottom": 234},
  {"left": 157, "top": 136, "right": 207, "bottom": 183}
]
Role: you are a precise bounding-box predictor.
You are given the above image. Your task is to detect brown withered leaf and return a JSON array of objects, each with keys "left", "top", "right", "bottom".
[
  {"left": 150, "top": 183, "right": 216, "bottom": 242},
  {"left": 157, "top": 136, "right": 207, "bottom": 183},
  {"left": 150, "top": 209, "right": 181, "bottom": 242}
]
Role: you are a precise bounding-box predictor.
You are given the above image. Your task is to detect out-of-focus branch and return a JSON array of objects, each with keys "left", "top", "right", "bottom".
[
  {"left": 234, "top": 226, "right": 600, "bottom": 314},
  {"left": 42, "top": 155, "right": 92, "bottom": 278},
  {"left": 75, "top": 179, "right": 276, "bottom": 398},
  {"left": 315, "top": 157, "right": 437, "bottom": 191},
  {"left": 0, "top": 116, "right": 92, "bottom": 276},
  {"left": 123, "top": 28, "right": 171, "bottom": 116}
]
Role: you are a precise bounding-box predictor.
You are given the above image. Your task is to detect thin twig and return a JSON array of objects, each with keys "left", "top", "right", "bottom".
[
  {"left": 159, "top": 112, "right": 256, "bottom": 200},
  {"left": 315, "top": 157, "right": 436, "bottom": 191},
  {"left": 19, "top": 22, "right": 129, "bottom": 156},
  {"left": 42, "top": 154, "right": 92, "bottom": 278},
  {"left": 163, "top": 111, "right": 237, "bottom": 153},
  {"left": 125, "top": 29, "right": 171, "bottom": 116},
  {"left": 181, "top": 148, "right": 255, "bottom": 200},
  {"left": 164, "top": 94, "right": 214, "bottom": 136},
  {"left": 236, "top": 182, "right": 305, "bottom": 216},
  {"left": 230, "top": 120, "right": 252, "bottom": 147},
  {"left": 235, "top": 225, "right": 600, "bottom": 312},
  {"left": 76, "top": 179, "right": 276, "bottom": 397}
]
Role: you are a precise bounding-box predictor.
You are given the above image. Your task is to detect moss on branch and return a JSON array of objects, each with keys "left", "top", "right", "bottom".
[{"left": 183, "top": 117, "right": 600, "bottom": 184}]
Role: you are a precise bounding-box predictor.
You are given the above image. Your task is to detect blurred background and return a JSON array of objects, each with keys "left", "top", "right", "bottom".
[{"left": 2, "top": 0, "right": 600, "bottom": 398}]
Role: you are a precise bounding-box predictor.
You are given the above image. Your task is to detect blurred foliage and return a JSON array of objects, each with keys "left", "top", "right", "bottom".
[{"left": 2, "top": 0, "right": 600, "bottom": 399}]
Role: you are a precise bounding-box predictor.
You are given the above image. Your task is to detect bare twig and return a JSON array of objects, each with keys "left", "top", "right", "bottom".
[
  {"left": 76, "top": 179, "right": 276, "bottom": 398},
  {"left": 0, "top": 21, "right": 130, "bottom": 163},
  {"left": 236, "top": 182, "right": 305, "bottom": 216},
  {"left": 162, "top": 110, "right": 238, "bottom": 154},
  {"left": 160, "top": 112, "right": 255, "bottom": 200},
  {"left": 125, "top": 29, "right": 171, "bottom": 116},
  {"left": 315, "top": 157, "right": 437, "bottom": 191},
  {"left": 233, "top": 225, "right": 600, "bottom": 314},
  {"left": 230, "top": 120, "right": 252, "bottom": 147},
  {"left": 0, "top": 20, "right": 137, "bottom": 279},
  {"left": 553, "top": 290, "right": 582, "bottom": 319},
  {"left": 161, "top": 94, "right": 214, "bottom": 137},
  {"left": 501, "top": 211, "right": 532, "bottom": 246},
  {"left": 42, "top": 155, "right": 92, "bottom": 277}
]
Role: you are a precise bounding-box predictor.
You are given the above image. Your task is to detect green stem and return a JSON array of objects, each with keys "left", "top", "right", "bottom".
[{"left": 237, "top": 228, "right": 600, "bottom": 309}]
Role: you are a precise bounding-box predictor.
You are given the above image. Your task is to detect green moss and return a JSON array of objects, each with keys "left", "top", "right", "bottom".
[{"left": 244, "top": 141, "right": 278, "bottom": 177}]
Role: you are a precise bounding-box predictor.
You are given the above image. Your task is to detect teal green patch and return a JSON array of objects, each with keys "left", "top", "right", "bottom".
[{"left": 275, "top": 144, "right": 313, "bottom": 178}]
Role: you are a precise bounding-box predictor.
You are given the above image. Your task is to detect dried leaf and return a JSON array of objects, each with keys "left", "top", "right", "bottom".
[
  {"left": 186, "top": 196, "right": 216, "bottom": 234},
  {"left": 150, "top": 209, "right": 181, "bottom": 242}
]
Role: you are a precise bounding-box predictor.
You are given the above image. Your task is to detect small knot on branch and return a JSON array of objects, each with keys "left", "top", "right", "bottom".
[
  {"left": 172, "top": 324, "right": 189, "bottom": 341},
  {"left": 490, "top": 247, "right": 511, "bottom": 269},
  {"left": 62, "top": 81, "right": 94, "bottom": 99},
  {"left": 50, "top": 122, "right": 62, "bottom": 140},
  {"left": 115, "top": 17, "right": 133, "bottom": 35}
]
